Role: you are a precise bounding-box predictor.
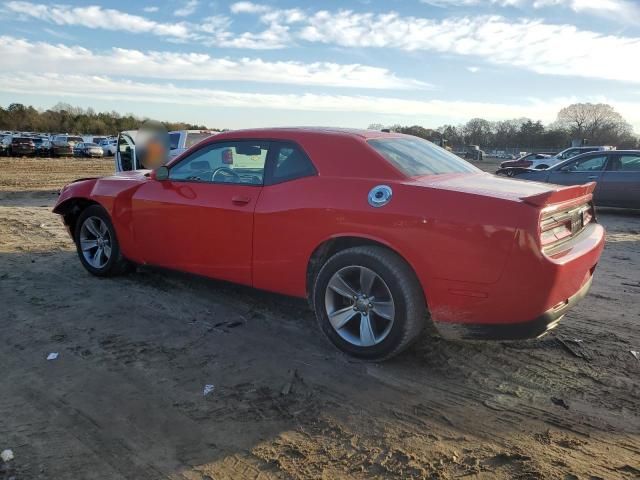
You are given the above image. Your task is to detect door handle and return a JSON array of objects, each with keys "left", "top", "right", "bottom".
[
  {"left": 231, "top": 195, "right": 251, "bottom": 205},
  {"left": 588, "top": 175, "right": 598, "bottom": 180}
]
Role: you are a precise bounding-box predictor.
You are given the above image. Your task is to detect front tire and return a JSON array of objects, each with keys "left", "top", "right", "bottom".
[
  {"left": 74, "top": 205, "right": 131, "bottom": 276},
  {"left": 313, "top": 246, "right": 427, "bottom": 360}
]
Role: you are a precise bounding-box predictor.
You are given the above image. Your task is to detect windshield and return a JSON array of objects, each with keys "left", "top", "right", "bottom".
[
  {"left": 185, "top": 132, "right": 214, "bottom": 148},
  {"left": 368, "top": 137, "right": 479, "bottom": 176}
]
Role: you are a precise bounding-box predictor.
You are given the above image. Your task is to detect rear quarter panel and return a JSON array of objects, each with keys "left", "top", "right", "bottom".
[{"left": 252, "top": 176, "right": 535, "bottom": 300}]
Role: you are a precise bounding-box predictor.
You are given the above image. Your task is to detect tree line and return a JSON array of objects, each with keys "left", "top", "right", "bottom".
[
  {"left": 370, "top": 103, "right": 639, "bottom": 151},
  {"left": 1, "top": 101, "right": 637, "bottom": 150},
  {"left": 0, "top": 103, "right": 213, "bottom": 135}
]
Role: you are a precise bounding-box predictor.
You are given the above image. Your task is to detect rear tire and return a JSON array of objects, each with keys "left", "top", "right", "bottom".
[
  {"left": 312, "top": 246, "right": 427, "bottom": 360},
  {"left": 74, "top": 205, "right": 131, "bottom": 277}
]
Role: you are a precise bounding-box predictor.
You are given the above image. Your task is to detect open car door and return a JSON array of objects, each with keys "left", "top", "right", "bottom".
[{"left": 115, "top": 131, "right": 138, "bottom": 172}]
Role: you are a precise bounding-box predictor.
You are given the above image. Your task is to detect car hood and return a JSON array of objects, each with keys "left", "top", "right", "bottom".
[
  {"left": 408, "top": 172, "right": 555, "bottom": 202},
  {"left": 103, "top": 170, "right": 152, "bottom": 181}
]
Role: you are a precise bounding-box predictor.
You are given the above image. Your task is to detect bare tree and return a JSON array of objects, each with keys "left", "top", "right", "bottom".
[{"left": 555, "top": 103, "right": 633, "bottom": 145}]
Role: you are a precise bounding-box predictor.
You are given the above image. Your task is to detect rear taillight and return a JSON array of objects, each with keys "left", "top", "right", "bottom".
[
  {"left": 540, "top": 202, "right": 594, "bottom": 250},
  {"left": 541, "top": 221, "right": 572, "bottom": 246}
]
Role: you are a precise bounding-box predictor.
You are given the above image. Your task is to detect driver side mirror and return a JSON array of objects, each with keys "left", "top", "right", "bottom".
[{"left": 154, "top": 165, "right": 169, "bottom": 181}]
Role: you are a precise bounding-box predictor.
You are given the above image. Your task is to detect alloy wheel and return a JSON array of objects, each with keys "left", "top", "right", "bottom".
[
  {"left": 79, "top": 216, "right": 112, "bottom": 269},
  {"left": 324, "top": 266, "right": 395, "bottom": 347}
]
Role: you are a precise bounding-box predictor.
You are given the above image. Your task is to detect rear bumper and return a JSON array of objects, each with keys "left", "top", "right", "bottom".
[
  {"left": 435, "top": 274, "right": 593, "bottom": 340},
  {"left": 429, "top": 222, "right": 604, "bottom": 341}
]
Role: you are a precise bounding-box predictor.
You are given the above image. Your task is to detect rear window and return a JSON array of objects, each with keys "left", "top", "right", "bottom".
[
  {"left": 368, "top": 137, "right": 479, "bottom": 176},
  {"left": 185, "top": 132, "right": 214, "bottom": 148}
]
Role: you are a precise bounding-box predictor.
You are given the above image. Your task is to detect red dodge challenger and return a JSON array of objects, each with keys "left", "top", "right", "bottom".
[{"left": 53, "top": 128, "right": 604, "bottom": 360}]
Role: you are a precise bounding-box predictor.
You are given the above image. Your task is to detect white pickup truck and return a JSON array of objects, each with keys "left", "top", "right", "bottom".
[{"left": 115, "top": 129, "right": 217, "bottom": 171}]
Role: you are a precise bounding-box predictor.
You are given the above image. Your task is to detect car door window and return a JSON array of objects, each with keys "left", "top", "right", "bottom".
[
  {"left": 268, "top": 142, "right": 316, "bottom": 184},
  {"left": 169, "top": 141, "right": 269, "bottom": 185},
  {"left": 561, "top": 155, "right": 607, "bottom": 172}
]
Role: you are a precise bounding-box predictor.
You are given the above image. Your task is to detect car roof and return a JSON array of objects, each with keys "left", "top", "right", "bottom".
[
  {"left": 170, "top": 127, "right": 408, "bottom": 180},
  {"left": 570, "top": 149, "right": 639, "bottom": 155},
  {"left": 211, "top": 127, "right": 402, "bottom": 141}
]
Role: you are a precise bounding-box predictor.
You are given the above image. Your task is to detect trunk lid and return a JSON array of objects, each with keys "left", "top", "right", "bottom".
[{"left": 408, "top": 172, "right": 558, "bottom": 203}]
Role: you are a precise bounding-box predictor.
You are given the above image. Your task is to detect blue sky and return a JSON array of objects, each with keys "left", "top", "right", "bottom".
[{"left": 1, "top": 0, "right": 640, "bottom": 131}]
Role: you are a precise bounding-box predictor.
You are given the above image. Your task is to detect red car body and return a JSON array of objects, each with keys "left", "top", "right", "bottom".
[{"left": 54, "top": 128, "right": 604, "bottom": 342}]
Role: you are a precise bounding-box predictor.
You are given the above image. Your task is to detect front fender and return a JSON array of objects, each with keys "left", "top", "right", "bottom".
[{"left": 53, "top": 178, "right": 100, "bottom": 215}]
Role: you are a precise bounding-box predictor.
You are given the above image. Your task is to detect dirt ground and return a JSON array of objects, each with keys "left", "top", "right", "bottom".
[{"left": 1, "top": 157, "right": 639, "bottom": 480}]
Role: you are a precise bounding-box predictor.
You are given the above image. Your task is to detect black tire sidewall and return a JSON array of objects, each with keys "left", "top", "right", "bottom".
[
  {"left": 74, "top": 205, "right": 123, "bottom": 277},
  {"left": 313, "top": 248, "right": 416, "bottom": 360}
]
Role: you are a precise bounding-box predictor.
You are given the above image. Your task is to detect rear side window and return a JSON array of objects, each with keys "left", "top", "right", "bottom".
[
  {"left": 268, "top": 142, "right": 316, "bottom": 184},
  {"left": 616, "top": 154, "right": 640, "bottom": 171},
  {"left": 368, "top": 137, "right": 479, "bottom": 176}
]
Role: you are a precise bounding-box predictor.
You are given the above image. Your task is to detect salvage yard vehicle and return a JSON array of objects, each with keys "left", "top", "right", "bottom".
[
  {"left": 500, "top": 152, "right": 555, "bottom": 169},
  {"left": 168, "top": 130, "right": 218, "bottom": 160},
  {"left": 73, "top": 142, "right": 104, "bottom": 158},
  {"left": 33, "top": 137, "right": 51, "bottom": 157},
  {"left": 99, "top": 138, "right": 117, "bottom": 156},
  {"left": 8, "top": 136, "right": 36, "bottom": 156},
  {"left": 53, "top": 128, "right": 604, "bottom": 360},
  {"left": 52, "top": 135, "right": 84, "bottom": 157},
  {"left": 528, "top": 146, "right": 615, "bottom": 170},
  {"left": 505, "top": 150, "right": 640, "bottom": 209}
]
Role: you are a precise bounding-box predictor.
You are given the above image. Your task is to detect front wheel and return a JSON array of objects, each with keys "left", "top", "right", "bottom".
[
  {"left": 313, "top": 246, "right": 427, "bottom": 360},
  {"left": 74, "top": 205, "right": 131, "bottom": 276}
]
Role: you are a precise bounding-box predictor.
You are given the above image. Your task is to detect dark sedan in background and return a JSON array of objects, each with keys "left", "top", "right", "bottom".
[
  {"left": 9, "top": 137, "right": 36, "bottom": 156},
  {"left": 509, "top": 150, "right": 640, "bottom": 209}
]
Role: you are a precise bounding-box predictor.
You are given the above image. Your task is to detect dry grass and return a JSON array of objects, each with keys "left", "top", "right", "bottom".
[{"left": 0, "top": 157, "right": 114, "bottom": 192}]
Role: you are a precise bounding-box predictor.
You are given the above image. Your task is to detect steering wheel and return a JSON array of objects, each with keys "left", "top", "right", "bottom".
[{"left": 211, "top": 167, "right": 240, "bottom": 183}]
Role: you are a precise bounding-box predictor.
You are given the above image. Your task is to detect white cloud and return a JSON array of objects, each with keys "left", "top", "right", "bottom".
[
  {"left": 143, "top": 6, "right": 159, "bottom": 13},
  {"left": 420, "top": 0, "right": 640, "bottom": 21},
  {"left": 244, "top": 6, "right": 640, "bottom": 84},
  {"left": 175, "top": 0, "right": 198, "bottom": 17},
  {"left": 230, "top": 1, "right": 271, "bottom": 14},
  {"left": 7, "top": 1, "right": 640, "bottom": 85},
  {"left": 2, "top": 73, "right": 639, "bottom": 130},
  {"left": 533, "top": 0, "right": 640, "bottom": 18},
  {"left": 0, "top": 36, "right": 429, "bottom": 90},
  {"left": 467, "top": 66, "right": 480, "bottom": 73},
  {"left": 5, "top": 1, "right": 195, "bottom": 39},
  {"left": 4, "top": 1, "right": 289, "bottom": 49},
  {"left": 0, "top": 73, "right": 577, "bottom": 120}
]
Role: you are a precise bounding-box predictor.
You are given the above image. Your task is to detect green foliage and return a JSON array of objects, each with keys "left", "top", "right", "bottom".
[{"left": 0, "top": 102, "right": 218, "bottom": 135}]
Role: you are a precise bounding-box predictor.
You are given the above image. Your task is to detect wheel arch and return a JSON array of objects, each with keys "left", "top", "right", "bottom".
[
  {"left": 305, "top": 235, "right": 426, "bottom": 307},
  {"left": 53, "top": 197, "right": 103, "bottom": 240}
]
